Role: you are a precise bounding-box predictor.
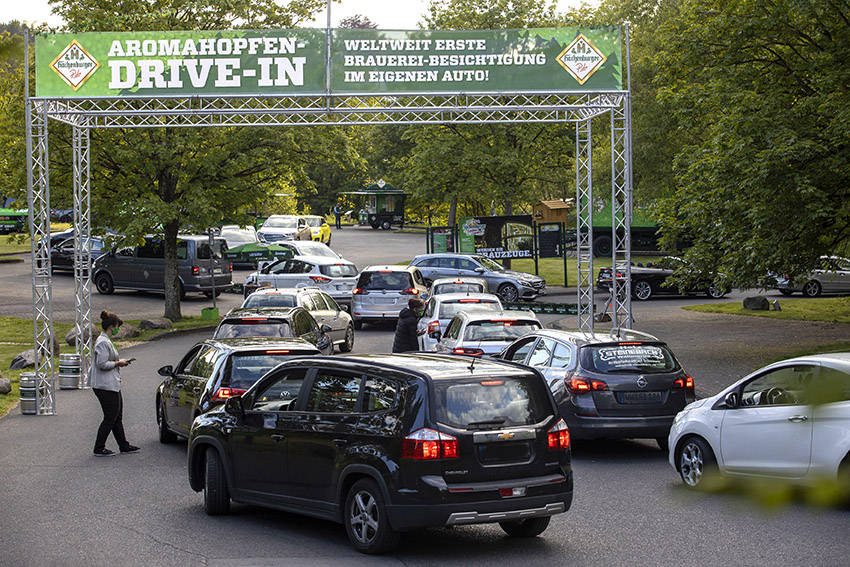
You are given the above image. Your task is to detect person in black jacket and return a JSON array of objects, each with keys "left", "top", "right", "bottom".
[{"left": 392, "top": 297, "right": 425, "bottom": 353}]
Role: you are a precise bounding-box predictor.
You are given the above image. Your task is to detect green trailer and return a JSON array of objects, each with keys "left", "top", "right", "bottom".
[{"left": 345, "top": 182, "right": 408, "bottom": 230}]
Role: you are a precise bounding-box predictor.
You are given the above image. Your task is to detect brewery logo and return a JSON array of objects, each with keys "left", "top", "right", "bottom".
[
  {"left": 50, "top": 40, "right": 100, "bottom": 91},
  {"left": 557, "top": 34, "right": 606, "bottom": 85}
]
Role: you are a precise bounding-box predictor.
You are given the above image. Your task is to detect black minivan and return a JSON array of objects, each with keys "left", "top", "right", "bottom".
[{"left": 187, "top": 353, "right": 573, "bottom": 554}]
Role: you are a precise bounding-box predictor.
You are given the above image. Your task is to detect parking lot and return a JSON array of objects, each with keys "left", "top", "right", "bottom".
[{"left": 2, "top": 227, "right": 850, "bottom": 566}]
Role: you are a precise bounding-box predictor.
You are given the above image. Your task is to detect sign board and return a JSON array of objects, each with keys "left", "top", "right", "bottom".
[
  {"left": 538, "top": 222, "right": 563, "bottom": 258},
  {"left": 458, "top": 215, "right": 534, "bottom": 259},
  {"left": 35, "top": 27, "right": 622, "bottom": 98}
]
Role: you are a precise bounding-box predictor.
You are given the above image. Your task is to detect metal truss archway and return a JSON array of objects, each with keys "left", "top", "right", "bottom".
[{"left": 25, "top": 31, "right": 634, "bottom": 415}]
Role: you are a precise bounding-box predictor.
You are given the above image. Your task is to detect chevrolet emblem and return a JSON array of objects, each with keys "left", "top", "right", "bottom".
[{"left": 497, "top": 432, "right": 515, "bottom": 440}]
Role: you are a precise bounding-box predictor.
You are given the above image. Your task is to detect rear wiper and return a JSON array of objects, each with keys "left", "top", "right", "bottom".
[{"left": 467, "top": 418, "right": 506, "bottom": 429}]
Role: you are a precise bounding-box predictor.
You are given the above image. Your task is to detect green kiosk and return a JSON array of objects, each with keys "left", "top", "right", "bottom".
[{"left": 346, "top": 181, "right": 408, "bottom": 230}]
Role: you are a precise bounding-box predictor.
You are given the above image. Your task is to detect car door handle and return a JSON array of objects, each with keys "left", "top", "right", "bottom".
[
  {"left": 271, "top": 434, "right": 286, "bottom": 442},
  {"left": 333, "top": 438, "right": 347, "bottom": 447},
  {"left": 193, "top": 387, "right": 201, "bottom": 392},
  {"left": 787, "top": 415, "right": 809, "bottom": 422}
]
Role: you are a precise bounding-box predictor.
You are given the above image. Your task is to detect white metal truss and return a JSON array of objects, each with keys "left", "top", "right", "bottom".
[
  {"left": 72, "top": 124, "right": 94, "bottom": 386},
  {"left": 27, "top": 52, "right": 634, "bottom": 415},
  {"left": 610, "top": 101, "right": 632, "bottom": 328}
]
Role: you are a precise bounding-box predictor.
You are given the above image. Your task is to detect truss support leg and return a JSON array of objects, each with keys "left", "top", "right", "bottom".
[
  {"left": 26, "top": 99, "right": 55, "bottom": 415},
  {"left": 73, "top": 125, "right": 94, "bottom": 386},
  {"left": 610, "top": 97, "right": 633, "bottom": 329},
  {"left": 576, "top": 119, "right": 594, "bottom": 333}
]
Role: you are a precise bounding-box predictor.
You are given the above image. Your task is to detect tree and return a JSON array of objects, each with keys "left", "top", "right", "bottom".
[
  {"left": 46, "top": 0, "right": 350, "bottom": 320},
  {"left": 652, "top": 0, "right": 850, "bottom": 289}
]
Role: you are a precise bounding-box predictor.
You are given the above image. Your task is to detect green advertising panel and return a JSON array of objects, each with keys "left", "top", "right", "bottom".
[
  {"left": 333, "top": 27, "right": 621, "bottom": 93},
  {"left": 35, "top": 27, "right": 621, "bottom": 98}
]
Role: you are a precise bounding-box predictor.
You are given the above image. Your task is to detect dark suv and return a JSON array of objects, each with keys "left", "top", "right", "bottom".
[
  {"left": 187, "top": 353, "right": 573, "bottom": 554},
  {"left": 213, "top": 307, "right": 333, "bottom": 355}
]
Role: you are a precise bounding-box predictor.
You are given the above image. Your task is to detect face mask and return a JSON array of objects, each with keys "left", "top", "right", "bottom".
[{"left": 111, "top": 327, "right": 120, "bottom": 336}]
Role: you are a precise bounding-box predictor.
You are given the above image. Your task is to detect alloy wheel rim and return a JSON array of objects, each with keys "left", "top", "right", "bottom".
[
  {"left": 501, "top": 286, "right": 518, "bottom": 302},
  {"left": 345, "top": 326, "right": 354, "bottom": 348},
  {"left": 680, "top": 443, "right": 703, "bottom": 486},
  {"left": 350, "top": 490, "right": 379, "bottom": 544},
  {"left": 635, "top": 282, "right": 651, "bottom": 300},
  {"left": 803, "top": 281, "right": 819, "bottom": 296}
]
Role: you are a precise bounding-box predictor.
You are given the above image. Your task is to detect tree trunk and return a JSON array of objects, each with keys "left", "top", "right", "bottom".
[
  {"left": 448, "top": 195, "right": 458, "bottom": 228},
  {"left": 162, "top": 218, "right": 182, "bottom": 321},
  {"left": 503, "top": 199, "right": 513, "bottom": 268}
]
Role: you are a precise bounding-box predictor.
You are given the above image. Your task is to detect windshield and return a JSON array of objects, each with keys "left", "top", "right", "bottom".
[
  {"left": 221, "top": 230, "right": 256, "bottom": 245},
  {"left": 432, "top": 377, "right": 550, "bottom": 429},
  {"left": 242, "top": 294, "right": 297, "bottom": 308},
  {"left": 223, "top": 351, "right": 306, "bottom": 390},
  {"left": 357, "top": 271, "right": 413, "bottom": 291},
  {"left": 214, "top": 321, "right": 293, "bottom": 339},
  {"left": 264, "top": 217, "right": 299, "bottom": 229},
  {"left": 438, "top": 300, "right": 500, "bottom": 320},
  {"left": 297, "top": 243, "right": 338, "bottom": 258},
  {"left": 434, "top": 283, "right": 485, "bottom": 294},
  {"left": 320, "top": 263, "right": 358, "bottom": 277},
  {"left": 463, "top": 320, "right": 541, "bottom": 341},
  {"left": 304, "top": 217, "right": 323, "bottom": 228},
  {"left": 473, "top": 256, "right": 504, "bottom": 272},
  {"left": 581, "top": 343, "right": 679, "bottom": 374}
]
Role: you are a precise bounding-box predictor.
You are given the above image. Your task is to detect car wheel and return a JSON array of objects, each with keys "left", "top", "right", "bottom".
[
  {"left": 179, "top": 283, "right": 186, "bottom": 300},
  {"left": 497, "top": 283, "right": 519, "bottom": 303},
  {"left": 204, "top": 448, "right": 230, "bottom": 515},
  {"left": 203, "top": 290, "right": 222, "bottom": 298},
  {"left": 344, "top": 479, "right": 400, "bottom": 554},
  {"left": 706, "top": 283, "right": 727, "bottom": 299},
  {"left": 339, "top": 324, "right": 355, "bottom": 353},
  {"left": 676, "top": 436, "right": 717, "bottom": 490},
  {"left": 838, "top": 455, "right": 850, "bottom": 505},
  {"left": 633, "top": 280, "right": 653, "bottom": 301},
  {"left": 778, "top": 289, "right": 794, "bottom": 296},
  {"left": 592, "top": 235, "right": 613, "bottom": 257},
  {"left": 95, "top": 273, "right": 114, "bottom": 295},
  {"left": 656, "top": 437, "right": 669, "bottom": 452},
  {"left": 381, "top": 220, "right": 391, "bottom": 230},
  {"left": 157, "top": 398, "right": 177, "bottom": 444},
  {"left": 499, "top": 517, "right": 551, "bottom": 538},
  {"left": 802, "top": 280, "right": 821, "bottom": 297},
  {"left": 354, "top": 320, "right": 363, "bottom": 330}
]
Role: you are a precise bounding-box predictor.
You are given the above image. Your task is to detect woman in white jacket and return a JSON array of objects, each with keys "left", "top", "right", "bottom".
[{"left": 91, "top": 311, "right": 139, "bottom": 457}]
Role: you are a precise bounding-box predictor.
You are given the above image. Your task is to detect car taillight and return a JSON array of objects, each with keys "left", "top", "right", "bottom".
[
  {"left": 192, "top": 266, "right": 200, "bottom": 275},
  {"left": 547, "top": 418, "right": 570, "bottom": 450},
  {"left": 428, "top": 321, "right": 440, "bottom": 333},
  {"left": 210, "top": 387, "right": 247, "bottom": 403},
  {"left": 566, "top": 376, "right": 607, "bottom": 393},
  {"left": 402, "top": 428, "right": 458, "bottom": 460},
  {"left": 673, "top": 376, "right": 694, "bottom": 389},
  {"left": 400, "top": 288, "right": 419, "bottom": 295},
  {"left": 458, "top": 299, "right": 480, "bottom": 303},
  {"left": 309, "top": 275, "right": 332, "bottom": 284},
  {"left": 353, "top": 287, "right": 365, "bottom": 295},
  {"left": 453, "top": 347, "right": 484, "bottom": 356}
]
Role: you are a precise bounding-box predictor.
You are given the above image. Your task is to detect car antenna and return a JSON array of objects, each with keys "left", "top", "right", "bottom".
[{"left": 468, "top": 339, "right": 483, "bottom": 372}]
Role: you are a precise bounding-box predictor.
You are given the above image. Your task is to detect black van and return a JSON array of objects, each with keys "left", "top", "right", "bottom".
[
  {"left": 93, "top": 235, "right": 232, "bottom": 298},
  {"left": 187, "top": 353, "right": 573, "bottom": 554}
]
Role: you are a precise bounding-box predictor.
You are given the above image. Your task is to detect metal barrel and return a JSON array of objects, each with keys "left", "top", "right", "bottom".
[
  {"left": 58, "top": 353, "right": 82, "bottom": 389},
  {"left": 19, "top": 372, "right": 42, "bottom": 414}
]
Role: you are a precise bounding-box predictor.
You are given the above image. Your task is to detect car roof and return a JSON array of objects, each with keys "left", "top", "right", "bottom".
[
  {"left": 431, "top": 292, "right": 501, "bottom": 303},
  {"left": 455, "top": 309, "right": 539, "bottom": 322},
  {"left": 202, "top": 337, "right": 320, "bottom": 352},
  {"left": 522, "top": 327, "right": 662, "bottom": 346},
  {"left": 432, "top": 276, "right": 488, "bottom": 285},
  {"left": 291, "top": 255, "right": 355, "bottom": 265},
  {"left": 361, "top": 264, "right": 417, "bottom": 272},
  {"left": 246, "top": 287, "right": 321, "bottom": 296},
  {"left": 222, "top": 306, "right": 301, "bottom": 319},
  {"left": 774, "top": 352, "right": 850, "bottom": 366}
]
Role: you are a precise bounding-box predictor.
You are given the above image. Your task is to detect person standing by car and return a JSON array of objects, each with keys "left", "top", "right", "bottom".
[
  {"left": 91, "top": 311, "right": 139, "bottom": 457},
  {"left": 392, "top": 297, "right": 425, "bottom": 353},
  {"left": 333, "top": 203, "right": 342, "bottom": 229}
]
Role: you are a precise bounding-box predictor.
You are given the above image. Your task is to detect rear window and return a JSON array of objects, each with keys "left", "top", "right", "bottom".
[
  {"left": 438, "top": 300, "right": 500, "bottom": 320},
  {"left": 242, "top": 293, "right": 297, "bottom": 308},
  {"left": 434, "top": 283, "right": 485, "bottom": 294},
  {"left": 357, "top": 271, "right": 413, "bottom": 291},
  {"left": 320, "top": 263, "right": 358, "bottom": 277},
  {"left": 223, "top": 351, "right": 313, "bottom": 390},
  {"left": 581, "top": 343, "right": 679, "bottom": 374},
  {"left": 462, "top": 320, "right": 541, "bottom": 341},
  {"left": 433, "top": 376, "right": 551, "bottom": 429},
  {"left": 214, "top": 320, "right": 292, "bottom": 339}
]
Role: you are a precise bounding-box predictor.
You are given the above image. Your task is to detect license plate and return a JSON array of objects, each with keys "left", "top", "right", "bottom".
[
  {"left": 372, "top": 298, "right": 396, "bottom": 305},
  {"left": 336, "top": 284, "right": 352, "bottom": 290},
  {"left": 617, "top": 391, "right": 663, "bottom": 404},
  {"left": 213, "top": 268, "right": 223, "bottom": 274}
]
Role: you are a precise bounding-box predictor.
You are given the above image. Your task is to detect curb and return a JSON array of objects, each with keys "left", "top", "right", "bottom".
[
  {"left": 145, "top": 325, "right": 218, "bottom": 342},
  {"left": 0, "top": 257, "right": 24, "bottom": 263}
]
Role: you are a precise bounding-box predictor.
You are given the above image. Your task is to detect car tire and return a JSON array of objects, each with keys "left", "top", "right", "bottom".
[
  {"left": 381, "top": 220, "right": 391, "bottom": 230},
  {"left": 778, "top": 289, "right": 794, "bottom": 296},
  {"left": 204, "top": 448, "right": 230, "bottom": 515},
  {"left": 339, "top": 324, "right": 355, "bottom": 353},
  {"left": 499, "top": 516, "right": 551, "bottom": 538},
  {"left": 204, "top": 290, "right": 222, "bottom": 298},
  {"left": 706, "top": 283, "right": 727, "bottom": 299},
  {"left": 802, "top": 280, "right": 821, "bottom": 297},
  {"left": 179, "top": 282, "right": 186, "bottom": 300},
  {"left": 344, "top": 479, "right": 400, "bottom": 555},
  {"left": 838, "top": 455, "right": 850, "bottom": 505},
  {"left": 95, "top": 273, "right": 114, "bottom": 295},
  {"left": 592, "top": 235, "right": 613, "bottom": 257},
  {"left": 676, "top": 436, "right": 717, "bottom": 490},
  {"left": 497, "top": 283, "right": 519, "bottom": 303},
  {"left": 656, "top": 437, "right": 669, "bottom": 452},
  {"left": 157, "top": 398, "right": 177, "bottom": 444},
  {"left": 354, "top": 320, "right": 363, "bottom": 330},
  {"left": 633, "top": 280, "right": 653, "bottom": 301}
]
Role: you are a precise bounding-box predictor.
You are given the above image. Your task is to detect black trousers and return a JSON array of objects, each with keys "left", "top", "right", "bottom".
[{"left": 93, "top": 388, "right": 129, "bottom": 451}]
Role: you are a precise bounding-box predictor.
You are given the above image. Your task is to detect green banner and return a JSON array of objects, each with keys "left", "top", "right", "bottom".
[{"left": 35, "top": 27, "right": 621, "bottom": 98}]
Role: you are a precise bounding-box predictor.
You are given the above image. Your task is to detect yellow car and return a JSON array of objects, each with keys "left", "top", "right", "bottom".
[{"left": 301, "top": 215, "right": 332, "bottom": 244}]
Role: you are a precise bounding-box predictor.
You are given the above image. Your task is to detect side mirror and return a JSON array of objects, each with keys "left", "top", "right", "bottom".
[
  {"left": 474, "top": 267, "right": 485, "bottom": 274},
  {"left": 321, "top": 324, "right": 333, "bottom": 333},
  {"left": 339, "top": 304, "right": 349, "bottom": 312},
  {"left": 224, "top": 396, "right": 244, "bottom": 415},
  {"left": 724, "top": 392, "right": 739, "bottom": 408},
  {"left": 158, "top": 365, "right": 174, "bottom": 377},
  {"left": 429, "top": 330, "right": 441, "bottom": 339}
]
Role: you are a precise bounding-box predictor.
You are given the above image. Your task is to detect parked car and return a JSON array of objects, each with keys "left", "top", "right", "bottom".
[
  {"left": 92, "top": 235, "right": 232, "bottom": 298},
  {"left": 242, "top": 255, "right": 358, "bottom": 307},
  {"left": 218, "top": 225, "right": 258, "bottom": 249},
  {"left": 254, "top": 240, "right": 342, "bottom": 271},
  {"left": 187, "top": 353, "right": 573, "bottom": 554},
  {"left": 669, "top": 352, "right": 850, "bottom": 495},
  {"left": 155, "top": 337, "right": 321, "bottom": 442},
  {"left": 241, "top": 287, "right": 354, "bottom": 352},
  {"left": 429, "top": 276, "right": 490, "bottom": 296},
  {"left": 213, "top": 306, "right": 334, "bottom": 355},
  {"left": 301, "top": 215, "right": 331, "bottom": 244},
  {"left": 774, "top": 256, "right": 850, "bottom": 297},
  {"left": 351, "top": 265, "right": 429, "bottom": 329},
  {"left": 596, "top": 257, "right": 728, "bottom": 301},
  {"left": 417, "top": 293, "right": 503, "bottom": 351},
  {"left": 409, "top": 253, "right": 546, "bottom": 303},
  {"left": 48, "top": 227, "right": 75, "bottom": 248},
  {"left": 500, "top": 328, "right": 694, "bottom": 450},
  {"left": 434, "top": 310, "right": 542, "bottom": 356},
  {"left": 50, "top": 236, "right": 106, "bottom": 272},
  {"left": 257, "top": 215, "right": 311, "bottom": 243}
]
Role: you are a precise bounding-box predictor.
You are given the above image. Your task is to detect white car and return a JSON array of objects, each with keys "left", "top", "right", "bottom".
[
  {"left": 434, "top": 310, "right": 542, "bottom": 356},
  {"left": 257, "top": 215, "right": 310, "bottom": 243},
  {"left": 243, "top": 255, "right": 358, "bottom": 307},
  {"left": 241, "top": 287, "right": 354, "bottom": 352},
  {"left": 416, "top": 292, "right": 503, "bottom": 351},
  {"left": 775, "top": 255, "right": 850, "bottom": 297},
  {"left": 669, "top": 353, "right": 850, "bottom": 495},
  {"left": 218, "top": 225, "right": 258, "bottom": 249}
]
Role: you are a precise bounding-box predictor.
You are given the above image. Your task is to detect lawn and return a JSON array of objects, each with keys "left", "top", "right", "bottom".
[
  {"left": 684, "top": 296, "right": 850, "bottom": 324},
  {"left": 0, "top": 315, "right": 216, "bottom": 418},
  {"left": 0, "top": 223, "right": 73, "bottom": 257}
]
